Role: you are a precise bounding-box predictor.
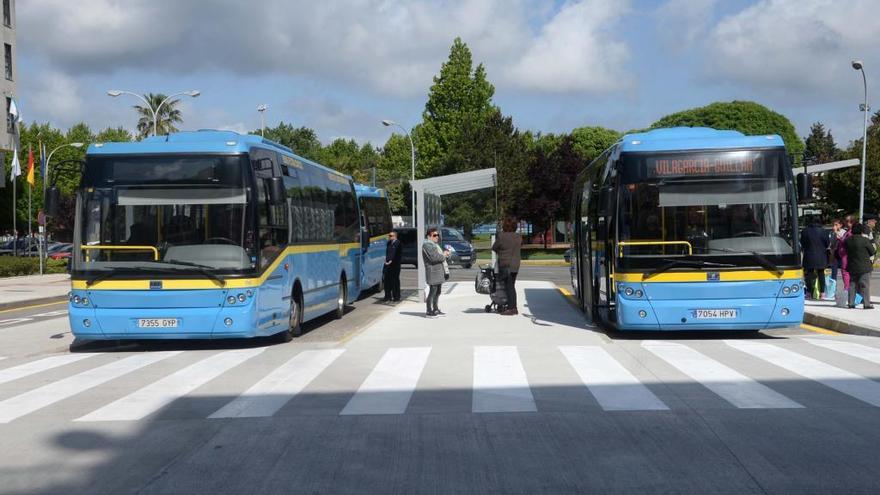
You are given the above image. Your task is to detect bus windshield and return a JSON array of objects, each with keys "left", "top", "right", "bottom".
[
  {"left": 74, "top": 155, "right": 257, "bottom": 276},
  {"left": 617, "top": 149, "right": 797, "bottom": 268}
]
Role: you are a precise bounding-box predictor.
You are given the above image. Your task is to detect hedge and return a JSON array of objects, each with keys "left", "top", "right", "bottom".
[{"left": 0, "top": 257, "right": 68, "bottom": 277}]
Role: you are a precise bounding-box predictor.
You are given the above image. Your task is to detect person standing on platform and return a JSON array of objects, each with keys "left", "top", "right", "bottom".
[
  {"left": 845, "top": 223, "right": 875, "bottom": 309},
  {"left": 422, "top": 228, "right": 450, "bottom": 317},
  {"left": 800, "top": 215, "right": 829, "bottom": 299},
  {"left": 383, "top": 230, "right": 402, "bottom": 302},
  {"left": 492, "top": 217, "right": 523, "bottom": 316}
]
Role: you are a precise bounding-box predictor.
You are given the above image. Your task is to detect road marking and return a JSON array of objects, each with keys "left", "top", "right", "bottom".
[
  {"left": 804, "top": 339, "right": 880, "bottom": 365},
  {"left": 642, "top": 342, "right": 802, "bottom": 409},
  {"left": 560, "top": 346, "right": 668, "bottom": 411},
  {"left": 0, "top": 300, "right": 66, "bottom": 315},
  {"left": 800, "top": 323, "right": 840, "bottom": 336},
  {"left": 726, "top": 340, "right": 880, "bottom": 407},
  {"left": 77, "top": 348, "right": 264, "bottom": 422},
  {"left": 0, "top": 318, "right": 34, "bottom": 327},
  {"left": 0, "top": 352, "right": 179, "bottom": 423},
  {"left": 341, "top": 347, "right": 431, "bottom": 415},
  {"left": 0, "top": 354, "right": 97, "bottom": 385},
  {"left": 211, "top": 349, "right": 345, "bottom": 418},
  {"left": 472, "top": 346, "right": 536, "bottom": 413}
]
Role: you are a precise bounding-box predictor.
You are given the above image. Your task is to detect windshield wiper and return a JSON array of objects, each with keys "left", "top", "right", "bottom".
[
  {"left": 162, "top": 259, "right": 226, "bottom": 286},
  {"left": 86, "top": 266, "right": 163, "bottom": 286},
  {"left": 642, "top": 258, "right": 735, "bottom": 280},
  {"left": 695, "top": 247, "right": 784, "bottom": 276}
]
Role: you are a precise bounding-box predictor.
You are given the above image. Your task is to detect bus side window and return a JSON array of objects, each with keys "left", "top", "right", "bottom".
[{"left": 283, "top": 169, "right": 303, "bottom": 244}]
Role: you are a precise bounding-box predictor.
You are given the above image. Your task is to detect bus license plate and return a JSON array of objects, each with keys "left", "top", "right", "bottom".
[
  {"left": 137, "top": 318, "right": 178, "bottom": 328},
  {"left": 692, "top": 309, "right": 737, "bottom": 319}
]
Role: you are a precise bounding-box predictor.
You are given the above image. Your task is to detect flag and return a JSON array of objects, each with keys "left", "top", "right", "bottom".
[
  {"left": 26, "top": 146, "right": 35, "bottom": 186},
  {"left": 9, "top": 147, "right": 20, "bottom": 181},
  {"left": 8, "top": 97, "right": 19, "bottom": 123},
  {"left": 39, "top": 142, "right": 47, "bottom": 182}
]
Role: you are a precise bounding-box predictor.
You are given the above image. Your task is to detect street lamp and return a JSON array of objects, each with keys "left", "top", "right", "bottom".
[
  {"left": 382, "top": 119, "right": 416, "bottom": 227},
  {"left": 107, "top": 89, "right": 200, "bottom": 136},
  {"left": 257, "top": 104, "right": 268, "bottom": 137},
  {"left": 46, "top": 142, "right": 85, "bottom": 181},
  {"left": 852, "top": 60, "right": 869, "bottom": 222}
]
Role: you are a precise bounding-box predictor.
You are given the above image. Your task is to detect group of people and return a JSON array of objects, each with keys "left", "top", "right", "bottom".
[
  {"left": 800, "top": 214, "right": 877, "bottom": 309},
  {"left": 380, "top": 219, "right": 523, "bottom": 318}
]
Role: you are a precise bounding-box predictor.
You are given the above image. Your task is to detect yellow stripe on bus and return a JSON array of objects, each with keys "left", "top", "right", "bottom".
[
  {"left": 71, "top": 242, "right": 361, "bottom": 290},
  {"left": 613, "top": 269, "right": 802, "bottom": 283}
]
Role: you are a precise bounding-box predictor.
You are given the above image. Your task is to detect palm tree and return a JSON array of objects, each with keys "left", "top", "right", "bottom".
[{"left": 134, "top": 93, "right": 183, "bottom": 139}]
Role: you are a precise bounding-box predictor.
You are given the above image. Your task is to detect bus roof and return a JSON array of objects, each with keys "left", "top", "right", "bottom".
[
  {"left": 86, "top": 130, "right": 351, "bottom": 179},
  {"left": 354, "top": 184, "right": 387, "bottom": 199},
  {"left": 619, "top": 127, "right": 785, "bottom": 153}
]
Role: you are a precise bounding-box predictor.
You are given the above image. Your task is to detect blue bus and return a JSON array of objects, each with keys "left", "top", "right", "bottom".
[
  {"left": 569, "top": 127, "right": 804, "bottom": 331},
  {"left": 354, "top": 184, "right": 392, "bottom": 293},
  {"left": 65, "top": 130, "right": 369, "bottom": 341}
]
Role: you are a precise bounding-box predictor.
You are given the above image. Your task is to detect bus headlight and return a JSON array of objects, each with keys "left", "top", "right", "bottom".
[
  {"left": 237, "top": 293, "right": 246, "bottom": 303},
  {"left": 635, "top": 290, "right": 644, "bottom": 298},
  {"left": 782, "top": 286, "right": 791, "bottom": 295},
  {"left": 624, "top": 287, "right": 634, "bottom": 296},
  {"left": 227, "top": 296, "right": 236, "bottom": 305},
  {"left": 790, "top": 284, "right": 800, "bottom": 294},
  {"left": 246, "top": 290, "right": 254, "bottom": 298},
  {"left": 73, "top": 295, "right": 81, "bottom": 305},
  {"left": 82, "top": 319, "right": 91, "bottom": 327},
  {"left": 638, "top": 310, "right": 648, "bottom": 318},
  {"left": 224, "top": 318, "right": 233, "bottom": 326},
  {"left": 780, "top": 308, "right": 790, "bottom": 316}
]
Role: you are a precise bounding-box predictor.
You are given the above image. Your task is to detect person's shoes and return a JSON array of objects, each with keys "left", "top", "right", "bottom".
[
  {"left": 865, "top": 305, "right": 875, "bottom": 310},
  {"left": 435, "top": 309, "right": 446, "bottom": 316},
  {"left": 392, "top": 298, "right": 400, "bottom": 302},
  {"left": 426, "top": 311, "right": 437, "bottom": 318},
  {"left": 847, "top": 305, "right": 856, "bottom": 309},
  {"left": 382, "top": 297, "right": 391, "bottom": 302},
  {"left": 500, "top": 308, "right": 518, "bottom": 316}
]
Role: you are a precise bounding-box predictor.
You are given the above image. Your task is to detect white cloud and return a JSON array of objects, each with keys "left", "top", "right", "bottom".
[
  {"left": 505, "top": 0, "right": 632, "bottom": 92},
  {"left": 656, "top": 0, "right": 717, "bottom": 47},
  {"left": 23, "top": 70, "right": 86, "bottom": 128},
  {"left": 18, "top": 0, "right": 631, "bottom": 96},
  {"left": 705, "top": 0, "right": 880, "bottom": 94}
]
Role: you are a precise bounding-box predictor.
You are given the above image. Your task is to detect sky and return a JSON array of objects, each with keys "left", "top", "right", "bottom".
[{"left": 15, "top": 0, "right": 880, "bottom": 149}]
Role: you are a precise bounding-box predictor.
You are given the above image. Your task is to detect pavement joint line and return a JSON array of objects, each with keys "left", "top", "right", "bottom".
[
  {"left": 800, "top": 323, "right": 841, "bottom": 336},
  {"left": 0, "top": 300, "right": 67, "bottom": 315}
]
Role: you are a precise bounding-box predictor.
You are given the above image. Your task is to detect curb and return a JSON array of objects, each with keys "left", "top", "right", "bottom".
[
  {"left": 475, "top": 259, "right": 569, "bottom": 267},
  {"left": 803, "top": 310, "right": 880, "bottom": 338},
  {"left": 0, "top": 295, "right": 69, "bottom": 312}
]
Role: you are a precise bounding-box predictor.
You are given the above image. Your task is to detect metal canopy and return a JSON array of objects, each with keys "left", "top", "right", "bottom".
[{"left": 411, "top": 168, "right": 497, "bottom": 301}]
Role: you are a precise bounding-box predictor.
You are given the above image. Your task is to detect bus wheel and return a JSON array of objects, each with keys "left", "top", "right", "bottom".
[{"left": 334, "top": 277, "right": 347, "bottom": 319}]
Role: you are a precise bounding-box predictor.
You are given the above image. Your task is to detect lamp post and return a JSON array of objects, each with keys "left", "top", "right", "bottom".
[
  {"left": 852, "top": 60, "right": 869, "bottom": 222},
  {"left": 107, "top": 89, "right": 200, "bottom": 136},
  {"left": 257, "top": 104, "right": 268, "bottom": 137},
  {"left": 382, "top": 119, "right": 416, "bottom": 226},
  {"left": 42, "top": 142, "right": 84, "bottom": 274}
]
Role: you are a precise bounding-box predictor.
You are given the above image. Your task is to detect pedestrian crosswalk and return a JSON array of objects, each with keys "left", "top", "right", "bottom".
[{"left": 0, "top": 338, "right": 878, "bottom": 423}]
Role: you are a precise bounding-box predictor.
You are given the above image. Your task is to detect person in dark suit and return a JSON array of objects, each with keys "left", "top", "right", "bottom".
[
  {"left": 800, "top": 215, "right": 829, "bottom": 298},
  {"left": 383, "top": 230, "right": 403, "bottom": 302},
  {"left": 845, "top": 223, "right": 876, "bottom": 309}
]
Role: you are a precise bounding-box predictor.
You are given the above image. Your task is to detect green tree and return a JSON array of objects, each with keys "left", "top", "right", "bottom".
[
  {"left": 651, "top": 101, "right": 804, "bottom": 160},
  {"left": 259, "top": 122, "right": 322, "bottom": 161},
  {"left": 96, "top": 126, "right": 133, "bottom": 143},
  {"left": 570, "top": 126, "right": 621, "bottom": 163},
  {"left": 376, "top": 134, "right": 414, "bottom": 214},
  {"left": 134, "top": 93, "right": 184, "bottom": 139},
  {"left": 825, "top": 111, "right": 880, "bottom": 217},
  {"left": 319, "top": 139, "right": 379, "bottom": 184}
]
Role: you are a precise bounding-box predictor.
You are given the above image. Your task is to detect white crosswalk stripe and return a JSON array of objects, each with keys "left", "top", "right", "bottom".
[
  {"left": 804, "top": 339, "right": 880, "bottom": 365},
  {"left": 0, "top": 352, "right": 179, "bottom": 423},
  {"left": 642, "top": 342, "right": 802, "bottom": 409},
  {"left": 341, "top": 347, "right": 431, "bottom": 415},
  {"left": 473, "top": 346, "right": 536, "bottom": 413},
  {"left": 560, "top": 345, "right": 668, "bottom": 411},
  {"left": 726, "top": 340, "right": 880, "bottom": 407},
  {"left": 76, "top": 348, "right": 265, "bottom": 422},
  {"left": 211, "top": 349, "right": 345, "bottom": 419},
  {"left": 0, "top": 354, "right": 98, "bottom": 385}
]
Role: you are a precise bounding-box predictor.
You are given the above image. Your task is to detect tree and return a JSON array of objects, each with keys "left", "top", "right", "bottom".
[
  {"left": 318, "top": 139, "right": 379, "bottom": 184},
  {"left": 134, "top": 93, "right": 183, "bottom": 139},
  {"left": 651, "top": 101, "right": 805, "bottom": 160},
  {"left": 570, "top": 126, "right": 621, "bottom": 163},
  {"left": 259, "top": 122, "right": 322, "bottom": 161},
  {"left": 376, "top": 134, "right": 414, "bottom": 214},
  {"left": 96, "top": 126, "right": 134, "bottom": 143},
  {"left": 825, "top": 110, "right": 880, "bottom": 216}
]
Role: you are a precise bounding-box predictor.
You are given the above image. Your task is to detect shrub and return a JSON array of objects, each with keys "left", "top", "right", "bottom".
[{"left": 0, "top": 257, "right": 68, "bottom": 277}]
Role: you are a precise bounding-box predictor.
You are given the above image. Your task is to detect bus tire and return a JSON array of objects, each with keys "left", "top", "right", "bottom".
[
  {"left": 278, "top": 287, "right": 303, "bottom": 342},
  {"left": 334, "top": 276, "right": 347, "bottom": 319}
]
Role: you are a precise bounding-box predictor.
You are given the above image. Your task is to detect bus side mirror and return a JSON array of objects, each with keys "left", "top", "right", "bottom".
[
  {"left": 45, "top": 186, "right": 61, "bottom": 216},
  {"left": 266, "top": 177, "right": 286, "bottom": 205},
  {"left": 796, "top": 173, "right": 813, "bottom": 202}
]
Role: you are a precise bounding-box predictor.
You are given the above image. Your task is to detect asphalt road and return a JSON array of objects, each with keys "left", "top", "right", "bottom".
[{"left": 1, "top": 268, "right": 879, "bottom": 494}]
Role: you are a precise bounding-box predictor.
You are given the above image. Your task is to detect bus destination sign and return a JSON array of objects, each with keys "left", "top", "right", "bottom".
[{"left": 647, "top": 153, "right": 764, "bottom": 178}]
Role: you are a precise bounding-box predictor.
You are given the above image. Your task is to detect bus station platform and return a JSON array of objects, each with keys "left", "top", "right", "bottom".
[
  {"left": 0, "top": 274, "right": 70, "bottom": 310},
  {"left": 803, "top": 295, "right": 880, "bottom": 338}
]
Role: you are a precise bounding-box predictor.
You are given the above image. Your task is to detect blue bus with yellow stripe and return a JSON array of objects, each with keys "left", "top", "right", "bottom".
[
  {"left": 569, "top": 127, "right": 804, "bottom": 331},
  {"left": 68, "top": 130, "right": 372, "bottom": 341},
  {"left": 354, "top": 184, "right": 393, "bottom": 293}
]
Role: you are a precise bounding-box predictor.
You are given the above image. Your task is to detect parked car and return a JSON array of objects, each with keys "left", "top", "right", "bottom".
[
  {"left": 396, "top": 227, "right": 418, "bottom": 267},
  {"left": 440, "top": 227, "right": 475, "bottom": 269},
  {"left": 49, "top": 244, "right": 73, "bottom": 260}
]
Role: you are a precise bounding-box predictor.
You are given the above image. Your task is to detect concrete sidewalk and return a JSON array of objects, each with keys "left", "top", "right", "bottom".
[
  {"left": 0, "top": 274, "right": 70, "bottom": 310},
  {"left": 804, "top": 294, "right": 880, "bottom": 337}
]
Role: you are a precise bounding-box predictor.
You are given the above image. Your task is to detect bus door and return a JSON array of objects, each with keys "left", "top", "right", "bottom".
[
  {"left": 576, "top": 178, "right": 594, "bottom": 320},
  {"left": 357, "top": 200, "right": 370, "bottom": 291}
]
